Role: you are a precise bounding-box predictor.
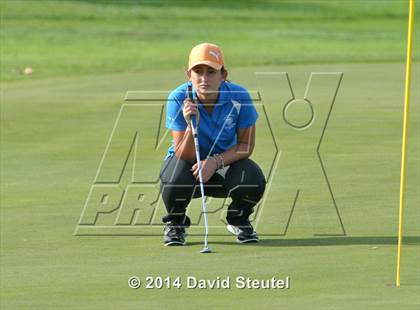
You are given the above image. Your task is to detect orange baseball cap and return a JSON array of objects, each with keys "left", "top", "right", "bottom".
[{"left": 188, "top": 43, "right": 224, "bottom": 71}]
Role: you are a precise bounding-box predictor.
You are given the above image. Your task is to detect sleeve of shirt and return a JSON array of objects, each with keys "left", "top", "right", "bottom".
[
  {"left": 237, "top": 89, "right": 259, "bottom": 129},
  {"left": 166, "top": 91, "right": 187, "bottom": 131}
]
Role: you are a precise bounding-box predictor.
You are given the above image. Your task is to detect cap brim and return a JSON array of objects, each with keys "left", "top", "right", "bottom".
[{"left": 188, "top": 60, "right": 223, "bottom": 71}]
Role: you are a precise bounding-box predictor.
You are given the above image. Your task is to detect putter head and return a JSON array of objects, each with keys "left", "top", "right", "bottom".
[{"left": 200, "top": 247, "right": 212, "bottom": 253}]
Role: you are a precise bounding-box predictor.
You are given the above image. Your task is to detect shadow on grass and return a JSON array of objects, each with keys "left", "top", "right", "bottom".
[{"left": 187, "top": 236, "right": 420, "bottom": 247}]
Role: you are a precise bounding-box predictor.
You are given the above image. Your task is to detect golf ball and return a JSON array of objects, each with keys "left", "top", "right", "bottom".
[{"left": 24, "top": 67, "right": 33, "bottom": 75}]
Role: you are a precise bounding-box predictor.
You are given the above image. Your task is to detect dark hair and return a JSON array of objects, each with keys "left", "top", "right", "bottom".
[{"left": 221, "top": 66, "right": 230, "bottom": 82}]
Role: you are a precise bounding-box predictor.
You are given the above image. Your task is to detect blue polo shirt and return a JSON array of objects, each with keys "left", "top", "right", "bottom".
[{"left": 165, "top": 81, "right": 258, "bottom": 160}]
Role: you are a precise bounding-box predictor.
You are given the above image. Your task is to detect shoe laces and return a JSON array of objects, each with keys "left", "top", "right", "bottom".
[{"left": 166, "top": 222, "right": 185, "bottom": 235}]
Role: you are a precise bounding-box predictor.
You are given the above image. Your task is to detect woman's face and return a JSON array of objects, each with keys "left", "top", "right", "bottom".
[{"left": 188, "top": 65, "right": 227, "bottom": 96}]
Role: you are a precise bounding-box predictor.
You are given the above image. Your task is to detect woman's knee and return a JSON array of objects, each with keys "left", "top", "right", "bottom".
[
  {"left": 160, "top": 156, "right": 195, "bottom": 185},
  {"left": 226, "top": 158, "right": 266, "bottom": 200}
]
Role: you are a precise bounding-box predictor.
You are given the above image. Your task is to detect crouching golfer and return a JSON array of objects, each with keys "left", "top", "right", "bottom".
[{"left": 160, "top": 43, "right": 266, "bottom": 246}]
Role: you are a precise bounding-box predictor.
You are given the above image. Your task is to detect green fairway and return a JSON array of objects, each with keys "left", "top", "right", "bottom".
[
  {"left": 1, "top": 1, "right": 419, "bottom": 310},
  {"left": 1, "top": 0, "right": 417, "bottom": 82}
]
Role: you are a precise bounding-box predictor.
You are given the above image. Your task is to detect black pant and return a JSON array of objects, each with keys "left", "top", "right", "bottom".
[{"left": 159, "top": 156, "right": 266, "bottom": 227}]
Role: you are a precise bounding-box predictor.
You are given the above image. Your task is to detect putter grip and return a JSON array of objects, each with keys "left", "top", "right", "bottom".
[
  {"left": 187, "top": 84, "right": 197, "bottom": 128},
  {"left": 187, "top": 84, "right": 193, "bottom": 100}
]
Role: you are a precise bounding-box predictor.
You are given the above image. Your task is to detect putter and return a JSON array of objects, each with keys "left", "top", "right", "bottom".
[{"left": 188, "top": 85, "right": 212, "bottom": 254}]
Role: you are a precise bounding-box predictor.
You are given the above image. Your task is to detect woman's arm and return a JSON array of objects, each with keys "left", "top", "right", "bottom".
[
  {"left": 221, "top": 125, "right": 255, "bottom": 166},
  {"left": 191, "top": 125, "right": 255, "bottom": 181},
  {"left": 171, "top": 97, "right": 201, "bottom": 162},
  {"left": 172, "top": 128, "right": 196, "bottom": 162}
]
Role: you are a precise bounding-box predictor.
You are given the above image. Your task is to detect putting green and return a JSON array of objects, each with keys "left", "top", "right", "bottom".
[{"left": 1, "top": 62, "right": 418, "bottom": 309}]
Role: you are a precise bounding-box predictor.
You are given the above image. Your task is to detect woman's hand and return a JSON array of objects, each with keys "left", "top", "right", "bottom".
[
  {"left": 183, "top": 98, "right": 200, "bottom": 126},
  {"left": 191, "top": 157, "right": 217, "bottom": 183}
]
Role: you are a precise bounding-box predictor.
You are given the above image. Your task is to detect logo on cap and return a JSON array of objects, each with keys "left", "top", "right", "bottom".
[{"left": 209, "top": 50, "right": 220, "bottom": 61}]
